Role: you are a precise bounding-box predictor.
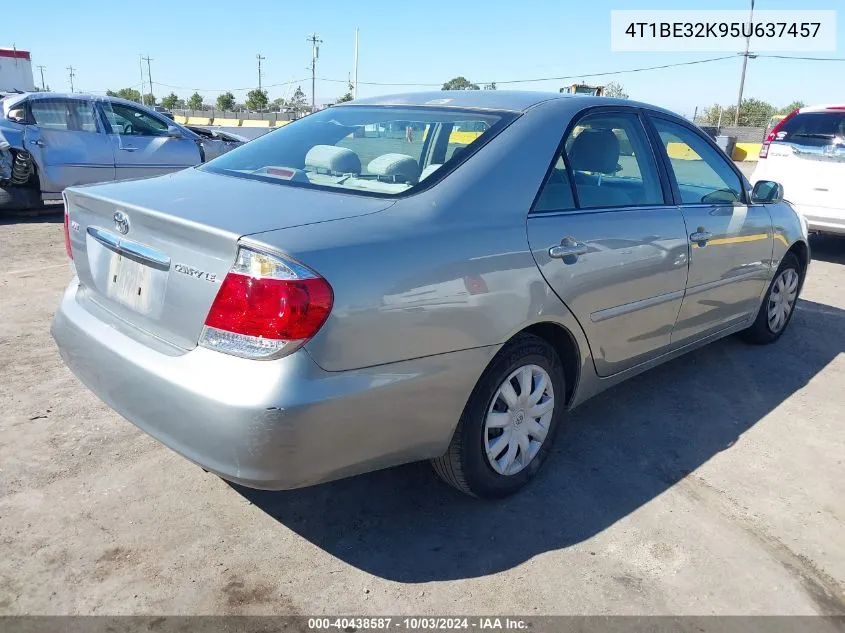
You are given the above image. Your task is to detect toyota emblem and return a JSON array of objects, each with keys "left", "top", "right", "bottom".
[{"left": 113, "top": 210, "right": 130, "bottom": 235}]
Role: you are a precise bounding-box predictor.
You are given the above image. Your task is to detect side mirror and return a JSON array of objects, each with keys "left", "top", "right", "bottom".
[
  {"left": 165, "top": 125, "right": 183, "bottom": 139},
  {"left": 751, "top": 180, "right": 784, "bottom": 204}
]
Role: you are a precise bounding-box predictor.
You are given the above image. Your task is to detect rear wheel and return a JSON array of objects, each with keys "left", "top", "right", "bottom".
[
  {"left": 741, "top": 252, "right": 802, "bottom": 344},
  {"left": 0, "top": 185, "right": 42, "bottom": 211},
  {"left": 431, "top": 333, "right": 565, "bottom": 498}
]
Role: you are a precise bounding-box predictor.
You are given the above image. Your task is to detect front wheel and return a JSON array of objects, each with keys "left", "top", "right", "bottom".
[
  {"left": 431, "top": 333, "right": 566, "bottom": 498},
  {"left": 741, "top": 252, "right": 802, "bottom": 344}
]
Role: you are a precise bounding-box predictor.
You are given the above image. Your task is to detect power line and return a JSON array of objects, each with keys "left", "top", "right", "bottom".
[
  {"left": 130, "top": 53, "right": 842, "bottom": 98},
  {"left": 151, "top": 78, "right": 310, "bottom": 93},
  {"left": 755, "top": 54, "right": 845, "bottom": 61},
  {"left": 487, "top": 55, "right": 739, "bottom": 86}
]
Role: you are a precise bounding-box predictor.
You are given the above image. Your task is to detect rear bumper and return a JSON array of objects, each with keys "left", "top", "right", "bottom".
[
  {"left": 791, "top": 203, "right": 845, "bottom": 236},
  {"left": 51, "top": 279, "right": 495, "bottom": 489}
]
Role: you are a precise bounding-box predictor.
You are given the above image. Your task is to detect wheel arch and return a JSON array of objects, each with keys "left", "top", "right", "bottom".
[{"left": 513, "top": 321, "right": 581, "bottom": 407}]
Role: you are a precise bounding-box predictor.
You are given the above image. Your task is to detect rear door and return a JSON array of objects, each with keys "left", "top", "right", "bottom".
[
  {"left": 757, "top": 108, "right": 845, "bottom": 222},
  {"left": 98, "top": 100, "right": 200, "bottom": 180},
  {"left": 22, "top": 97, "right": 115, "bottom": 191},
  {"left": 648, "top": 115, "right": 772, "bottom": 345},
  {"left": 527, "top": 108, "right": 689, "bottom": 377}
]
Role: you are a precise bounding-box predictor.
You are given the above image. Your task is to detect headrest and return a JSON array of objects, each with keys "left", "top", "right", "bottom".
[
  {"left": 305, "top": 145, "right": 361, "bottom": 174},
  {"left": 367, "top": 153, "right": 419, "bottom": 184},
  {"left": 568, "top": 129, "right": 620, "bottom": 174},
  {"left": 450, "top": 146, "right": 468, "bottom": 162}
]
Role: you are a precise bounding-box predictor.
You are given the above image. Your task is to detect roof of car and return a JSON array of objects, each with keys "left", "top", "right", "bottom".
[{"left": 345, "top": 90, "right": 629, "bottom": 113}]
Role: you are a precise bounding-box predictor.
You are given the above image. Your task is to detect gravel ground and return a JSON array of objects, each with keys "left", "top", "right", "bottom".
[{"left": 0, "top": 206, "right": 843, "bottom": 616}]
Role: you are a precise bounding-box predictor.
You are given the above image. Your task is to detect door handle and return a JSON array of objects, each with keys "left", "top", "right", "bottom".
[
  {"left": 689, "top": 228, "right": 713, "bottom": 246},
  {"left": 549, "top": 238, "right": 589, "bottom": 259},
  {"left": 29, "top": 139, "right": 45, "bottom": 147},
  {"left": 119, "top": 146, "right": 138, "bottom": 152}
]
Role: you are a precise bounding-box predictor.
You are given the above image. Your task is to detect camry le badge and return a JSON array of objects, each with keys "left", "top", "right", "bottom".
[{"left": 174, "top": 263, "right": 217, "bottom": 283}]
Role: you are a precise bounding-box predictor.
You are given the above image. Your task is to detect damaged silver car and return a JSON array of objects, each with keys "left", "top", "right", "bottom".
[{"left": 0, "top": 92, "right": 243, "bottom": 210}]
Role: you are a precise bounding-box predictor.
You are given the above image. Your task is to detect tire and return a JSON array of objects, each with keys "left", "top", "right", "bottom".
[
  {"left": 431, "top": 333, "right": 566, "bottom": 498},
  {"left": 740, "top": 252, "right": 802, "bottom": 345},
  {"left": 0, "top": 185, "right": 42, "bottom": 211}
]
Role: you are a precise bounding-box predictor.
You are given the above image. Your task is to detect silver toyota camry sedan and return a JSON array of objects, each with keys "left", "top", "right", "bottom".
[{"left": 52, "top": 91, "right": 809, "bottom": 498}]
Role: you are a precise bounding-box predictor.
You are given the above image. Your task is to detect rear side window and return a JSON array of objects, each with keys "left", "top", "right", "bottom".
[
  {"left": 534, "top": 111, "right": 664, "bottom": 212},
  {"left": 652, "top": 118, "right": 743, "bottom": 205},
  {"left": 776, "top": 110, "right": 845, "bottom": 147},
  {"left": 30, "top": 100, "right": 97, "bottom": 133},
  {"left": 202, "top": 106, "right": 515, "bottom": 197}
]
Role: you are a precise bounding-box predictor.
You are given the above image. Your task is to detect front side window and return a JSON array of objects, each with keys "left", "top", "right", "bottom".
[
  {"left": 102, "top": 103, "right": 169, "bottom": 137},
  {"left": 30, "top": 99, "right": 97, "bottom": 132},
  {"left": 534, "top": 111, "right": 664, "bottom": 212},
  {"left": 652, "top": 118, "right": 743, "bottom": 205},
  {"left": 202, "top": 106, "right": 515, "bottom": 197}
]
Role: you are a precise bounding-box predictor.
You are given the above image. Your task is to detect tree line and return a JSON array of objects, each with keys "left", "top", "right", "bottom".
[
  {"left": 698, "top": 99, "right": 805, "bottom": 127},
  {"left": 105, "top": 86, "right": 310, "bottom": 114}
]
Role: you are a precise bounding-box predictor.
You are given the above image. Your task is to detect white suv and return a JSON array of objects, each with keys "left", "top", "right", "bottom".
[{"left": 751, "top": 104, "right": 845, "bottom": 236}]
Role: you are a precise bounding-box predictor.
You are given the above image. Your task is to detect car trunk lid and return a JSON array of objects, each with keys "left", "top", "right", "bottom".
[{"left": 65, "top": 167, "right": 393, "bottom": 350}]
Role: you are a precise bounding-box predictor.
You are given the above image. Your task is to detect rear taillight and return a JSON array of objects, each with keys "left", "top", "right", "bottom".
[
  {"left": 760, "top": 108, "right": 800, "bottom": 159},
  {"left": 200, "top": 246, "right": 333, "bottom": 360},
  {"left": 63, "top": 205, "right": 73, "bottom": 260}
]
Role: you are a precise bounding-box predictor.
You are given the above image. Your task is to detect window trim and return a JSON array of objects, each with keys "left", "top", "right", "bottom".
[
  {"left": 644, "top": 112, "right": 750, "bottom": 207},
  {"left": 27, "top": 97, "right": 102, "bottom": 134},
  {"left": 530, "top": 105, "right": 672, "bottom": 215}
]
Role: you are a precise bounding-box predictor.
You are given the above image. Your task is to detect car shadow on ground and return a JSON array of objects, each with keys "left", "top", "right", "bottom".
[
  {"left": 0, "top": 204, "right": 63, "bottom": 226},
  {"left": 809, "top": 234, "right": 845, "bottom": 265},
  {"left": 234, "top": 298, "right": 845, "bottom": 582}
]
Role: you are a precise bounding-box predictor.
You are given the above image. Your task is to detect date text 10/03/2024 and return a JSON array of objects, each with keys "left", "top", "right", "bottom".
[{"left": 307, "top": 617, "right": 529, "bottom": 630}]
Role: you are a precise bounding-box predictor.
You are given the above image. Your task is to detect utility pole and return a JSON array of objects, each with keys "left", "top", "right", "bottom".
[
  {"left": 36, "top": 65, "right": 46, "bottom": 91},
  {"left": 353, "top": 28, "right": 359, "bottom": 100},
  {"left": 256, "top": 53, "right": 265, "bottom": 92},
  {"left": 733, "top": 0, "right": 755, "bottom": 125},
  {"left": 307, "top": 33, "right": 322, "bottom": 111},
  {"left": 66, "top": 66, "right": 75, "bottom": 93},
  {"left": 139, "top": 55, "right": 146, "bottom": 97},
  {"left": 142, "top": 55, "right": 154, "bottom": 103}
]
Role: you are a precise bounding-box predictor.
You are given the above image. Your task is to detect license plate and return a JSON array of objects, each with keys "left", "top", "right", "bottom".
[{"left": 106, "top": 254, "right": 155, "bottom": 313}]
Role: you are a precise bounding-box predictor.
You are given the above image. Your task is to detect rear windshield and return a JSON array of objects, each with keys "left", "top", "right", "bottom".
[
  {"left": 201, "top": 106, "right": 516, "bottom": 197},
  {"left": 777, "top": 110, "right": 845, "bottom": 147}
]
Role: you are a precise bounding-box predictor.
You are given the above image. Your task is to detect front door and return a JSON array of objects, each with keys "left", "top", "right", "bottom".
[
  {"left": 527, "top": 109, "right": 689, "bottom": 377},
  {"left": 648, "top": 116, "right": 773, "bottom": 345},
  {"left": 98, "top": 100, "right": 200, "bottom": 180},
  {"left": 23, "top": 97, "right": 115, "bottom": 191}
]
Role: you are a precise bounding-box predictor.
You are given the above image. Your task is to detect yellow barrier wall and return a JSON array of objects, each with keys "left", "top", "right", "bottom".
[
  {"left": 173, "top": 115, "right": 188, "bottom": 124},
  {"left": 186, "top": 116, "right": 212, "bottom": 125},
  {"left": 275, "top": 120, "right": 291, "bottom": 127},
  {"left": 242, "top": 119, "right": 271, "bottom": 128},
  {"left": 212, "top": 118, "right": 240, "bottom": 127},
  {"left": 732, "top": 143, "right": 761, "bottom": 162},
  {"left": 449, "top": 130, "right": 483, "bottom": 144},
  {"left": 666, "top": 141, "right": 761, "bottom": 162}
]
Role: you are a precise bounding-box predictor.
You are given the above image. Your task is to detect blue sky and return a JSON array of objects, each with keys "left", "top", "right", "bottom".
[{"left": 20, "top": 0, "right": 844, "bottom": 116}]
